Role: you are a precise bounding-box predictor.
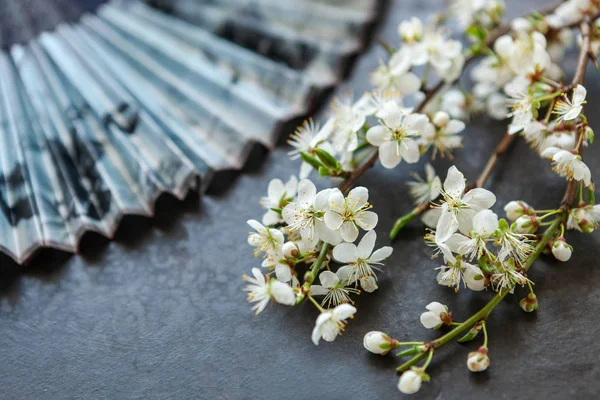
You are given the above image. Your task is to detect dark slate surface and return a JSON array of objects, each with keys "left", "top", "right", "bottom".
[{"left": 1, "top": 1, "right": 600, "bottom": 399}]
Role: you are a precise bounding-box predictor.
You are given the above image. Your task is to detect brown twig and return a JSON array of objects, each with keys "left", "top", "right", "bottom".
[
  {"left": 561, "top": 18, "right": 592, "bottom": 208},
  {"left": 474, "top": 133, "right": 518, "bottom": 188}
]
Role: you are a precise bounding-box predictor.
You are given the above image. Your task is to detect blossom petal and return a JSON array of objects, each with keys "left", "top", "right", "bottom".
[
  {"left": 443, "top": 166, "right": 465, "bottom": 198},
  {"left": 340, "top": 221, "right": 359, "bottom": 242},
  {"left": 275, "top": 264, "right": 292, "bottom": 282},
  {"left": 425, "top": 301, "right": 446, "bottom": 314},
  {"left": 379, "top": 141, "right": 402, "bottom": 169},
  {"left": 421, "top": 208, "right": 442, "bottom": 228},
  {"left": 297, "top": 179, "right": 317, "bottom": 205},
  {"left": 348, "top": 186, "right": 369, "bottom": 209},
  {"left": 369, "top": 246, "right": 393, "bottom": 262},
  {"left": 333, "top": 242, "right": 358, "bottom": 263},
  {"left": 420, "top": 311, "right": 442, "bottom": 329},
  {"left": 267, "top": 179, "right": 284, "bottom": 200},
  {"left": 355, "top": 211, "right": 378, "bottom": 231},
  {"left": 366, "top": 125, "right": 389, "bottom": 146},
  {"left": 395, "top": 72, "right": 421, "bottom": 95},
  {"left": 332, "top": 303, "right": 357, "bottom": 320},
  {"left": 310, "top": 285, "right": 329, "bottom": 296},
  {"left": 473, "top": 210, "right": 499, "bottom": 236},
  {"left": 357, "top": 230, "right": 377, "bottom": 259},
  {"left": 324, "top": 210, "right": 343, "bottom": 230},
  {"left": 319, "top": 270, "right": 340, "bottom": 289},
  {"left": 435, "top": 210, "right": 459, "bottom": 243},
  {"left": 399, "top": 138, "right": 420, "bottom": 164},
  {"left": 463, "top": 188, "right": 496, "bottom": 210}
]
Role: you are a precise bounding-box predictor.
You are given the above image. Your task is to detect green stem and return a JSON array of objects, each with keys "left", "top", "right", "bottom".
[
  {"left": 482, "top": 322, "right": 488, "bottom": 348},
  {"left": 397, "top": 215, "right": 565, "bottom": 372},
  {"left": 307, "top": 295, "right": 325, "bottom": 312},
  {"left": 421, "top": 348, "right": 434, "bottom": 370},
  {"left": 390, "top": 204, "right": 428, "bottom": 239},
  {"left": 295, "top": 242, "right": 331, "bottom": 304}
]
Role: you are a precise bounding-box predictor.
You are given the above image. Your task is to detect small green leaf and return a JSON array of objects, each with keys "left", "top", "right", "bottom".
[
  {"left": 300, "top": 151, "right": 325, "bottom": 171},
  {"left": 457, "top": 322, "right": 483, "bottom": 343},
  {"left": 270, "top": 207, "right": 283, "bottom": 216},
  {"left": 314, "top": 148, "right": 340, "bottom": 170},
  {"left": 318, "top": 166, "right": 332, "bottom": 178}
]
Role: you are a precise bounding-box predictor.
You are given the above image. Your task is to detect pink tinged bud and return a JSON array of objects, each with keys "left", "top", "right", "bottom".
[
  {"left": 467, "top": 347, "right": 490, "bottom": 372},
  {"left": 363, "top": 331, "right": 398, "bottom": 355},
  {"left": 551, "top": 238, "right": 572, "bottom": 262},
  {"left": 519, "top": 292, "right": 539, "bottom": 312}
]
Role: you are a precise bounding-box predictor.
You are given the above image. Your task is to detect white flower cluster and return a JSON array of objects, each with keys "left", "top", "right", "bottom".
[
  {"left": 424, "top": 166, "right": 536, "bottom": 293},
  {"left": 244, "top": 178, "right": 393, "bottom": 345},
  {"left": 285, "top": 17, "right": 472, "bottom": 182},
  {"left": 546, "top": 0, "right": 600, "bottom": 29},
  {"left": 450, "top": 0, "right": 505, "bottom": 30}
]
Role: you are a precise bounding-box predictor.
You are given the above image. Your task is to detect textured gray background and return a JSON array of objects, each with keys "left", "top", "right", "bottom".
[{"left": 1, "top": 1, "right": 600, "bottom": 399}]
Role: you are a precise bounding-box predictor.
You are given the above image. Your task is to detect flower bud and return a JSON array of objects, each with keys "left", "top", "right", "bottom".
[
  {"left": 519, "top": 292, "right": 539, "bottom": 312},
  {"left": 398, "top": 17, "right": 422, "bottom": 43},
  {"left": 398, "top": 369, "right": 423, "bottom": 394},
  {"left": 551, "top": 238, "right": 572, "bottom": 262},
  {"left": 363, "top": 331, "right": 398, "bottom": 355},
  {"left": 512, "top": 215, "right": 539, "bottom": 234},
  {"left": 511, "top": 17, "right": 531, "bottom": 32},
  {"left": 578, "top": 218, "right": 595, "bottom": 233},
  {"left": 467, "top": 347, "right": 490, "bottom": 372},
  {"left": 420, "top": 301, "right": 450, "bottom": 329},
  {"left": 282, "top": 241, "right": 299, "bottom": 258},
  {"left": 433, "top": 111, "right": 450, "bottom": 127},
  {"left": 504, "top": 200, "right": 533, "bottom": 221}
]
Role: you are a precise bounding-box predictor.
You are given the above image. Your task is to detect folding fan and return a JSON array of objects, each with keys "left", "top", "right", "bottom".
[{"left": 0, "top": 0, "right": 381, "bottom": 263}]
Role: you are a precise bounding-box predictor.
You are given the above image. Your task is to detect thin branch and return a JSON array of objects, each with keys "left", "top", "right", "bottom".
[
  {"left": 561, "top": 18, "right": 592, "bottom": 208},
  {"left": 475, "top": 133, "right": 518, "bottom": 188}
]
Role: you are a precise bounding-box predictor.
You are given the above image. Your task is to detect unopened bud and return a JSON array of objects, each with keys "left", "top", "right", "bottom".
[
  {"left": 363, "top": 331, "right": 398, "bottom": 355},
  {"left": 551, "top": 238, "right": 572, "bottom": 262},
  {"left": 512, "top": 215, "right": 539, "bottom": 234},
  {"left": 519, "top": 292, "right": 539, "bottom": 312},
  {"left": 467, "top": 347, "right": 490, "bottom": 372},
  {"left": 282, "top": 241, "right": 299, "bottom": 258},
  {"left": 433, "top": 111, "right": 450, "bottom": 127},
  {"left": 504, "top": 200, "right": 534, "bottom": 221}
]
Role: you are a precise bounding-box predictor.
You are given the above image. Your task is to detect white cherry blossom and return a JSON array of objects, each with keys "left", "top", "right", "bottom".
[
  {"left": 332, "top": 230, "right": 393, "bottom": 289},
  {"left": 259, "top": 176, "right": 298, "bottom": 226},
  {"left": 398, "top": 17, "right": 423, "bottom": 43},
  {"left": 363, "top": 331, "right": 397, "bottom": 355},
  {"left": 311, "top": 303, "right": 357, "bottom": 345},
  {"left": 567, "top": 204, "right": 600, "bottom": 232},
  {"left": 247, "top": 219, "right": 284, "bottom": 268},
  {"left": 421, "top": 111, "right": 465, "bottom": 157},
  {"left": 407, "top": 163, "right": 442, "bottom": 205},
  {"left": 542, "top": 147, "right": 592, "bottom": 187},
  {"left": 366, "top": 103, "right": 428, "bottom": 168},
  {"left": 282, "top": 180, "right": 342, "bottom": 246},
  {"left": 420, "top": 301, "right": 448, "bottom": 329},
  {"left": 553, "top": 85, "right": 587, "bottom": 122},
  {"left": 310, "top": 269, "right": 359, "bottom": 307},
  {"left": 552, "top": 238, "right": 573, "bottom": 262},
  {"left": 434, "top": 166, "right": 497, "bottom": 243},
  {"left": 288, "top": 119, "right": 335, "bottom": 179},
  {"left": 243, "top": 268, "right": 296, "bottom": 314},
  {"left": 325, "top": 187, "right": 378, "bottom": 242}
]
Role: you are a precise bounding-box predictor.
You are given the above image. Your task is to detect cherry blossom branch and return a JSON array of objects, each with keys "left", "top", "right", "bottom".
[
  {"left": 396, "top": 214, "right": 565, "bottom": 372},
  {"left": 562, "top": 19, "right": 592, "bottom": 207},
  {"left": 395, "top": 17, "right": 595, "bottom": 374}
]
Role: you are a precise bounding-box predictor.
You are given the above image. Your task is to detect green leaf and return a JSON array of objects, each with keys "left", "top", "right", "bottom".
[
  {"left": 270, "top": 208, "right": 283, "bottom": 216},
  {"left": 457, "top": 322, "right": 483, "bottom": 343},
  {"left": 300, "top": 151, "right": 325, "bottom": 171},
  {"left": 318, "top": 166, "right": 332, "bottom": 178},
  {"left": 314, "top": 148, "right": 340, "bottom": 170}
]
